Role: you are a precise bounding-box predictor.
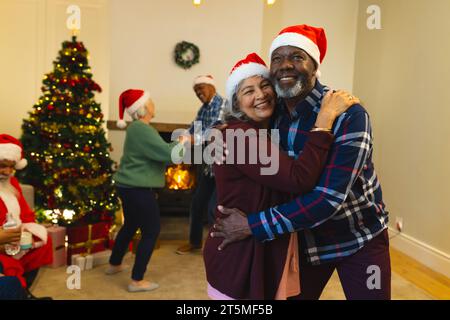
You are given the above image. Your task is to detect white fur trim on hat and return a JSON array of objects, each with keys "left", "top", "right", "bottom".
[
  {"left": 269, "top": 32, "right": 321, "bottom": 66},
  {"left": 226, "top": 63, "right": 270, "bottom": 102},
  {"left": 126, "top": 91, "right": 150, "bottom": 116},
  {"left": 0, "top": 143, "right": 25, "bottom": 169},
  {"left": 193, "top": 76, "right": 215, "bottom": 88}
]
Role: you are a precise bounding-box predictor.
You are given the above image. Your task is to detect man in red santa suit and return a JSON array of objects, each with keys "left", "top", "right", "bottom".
[{"left": 0, "top": 134, "right": 53, "bottom": 297}]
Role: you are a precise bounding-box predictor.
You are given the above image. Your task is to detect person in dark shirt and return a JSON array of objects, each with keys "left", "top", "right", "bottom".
[
  {"left": 203, "top": 53, "right": 356, "bottom": 299},
  {"left": 213, "top": 25, "right": 391, "bottom": 300}
]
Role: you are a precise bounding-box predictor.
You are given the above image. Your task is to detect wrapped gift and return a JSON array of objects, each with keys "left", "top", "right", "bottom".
[
  {"left": 47, "top": 225, "right": 67, "bottom": 268},
  {"left": 66, "top": 222, "right": 110, "bottom": 265},
  {"left": 70, "top": 250, "right": 110, "bottom": 269},
  {"left": 92, "top": 249, "right": 111, "bottom": 267},
  {"left": 70, "top": 254, "right": 94, "bottom": 270}
]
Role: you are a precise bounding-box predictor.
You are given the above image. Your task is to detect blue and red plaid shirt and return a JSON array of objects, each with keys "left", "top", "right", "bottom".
[
  {"left": 247, "top": 81, "right": 389, "bottom": 265},
  {"left": 188, "top": 94, "right": 225, "bottom": 140}
]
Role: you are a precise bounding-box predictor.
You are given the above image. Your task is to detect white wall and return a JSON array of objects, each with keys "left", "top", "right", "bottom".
[
  {"left": 0, "top": 0, "right": 110, "bottom": 138},
  {"left": 107, "top": 0, "right": 360, "bottom": 162},
  {"left": 353, "top": 0, "right": 450, "bottom": 269},
  {"left": 108, "top": 0, "right": 264, "bottom": 125}
]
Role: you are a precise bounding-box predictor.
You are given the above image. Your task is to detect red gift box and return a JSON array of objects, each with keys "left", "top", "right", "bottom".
[{"left": 66, "top": 222, "right": 110, "bottom": 265}]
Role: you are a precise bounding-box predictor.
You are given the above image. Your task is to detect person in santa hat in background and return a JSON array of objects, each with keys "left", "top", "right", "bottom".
[
  {"left": 176, "top": 75, "right": 226, "bottom": 255},
  {"left": 108, "top": 89, "right": 189, "bottom": 293},
  {"left": 0, "top": 134, "right": 53, "bottom": 300}
]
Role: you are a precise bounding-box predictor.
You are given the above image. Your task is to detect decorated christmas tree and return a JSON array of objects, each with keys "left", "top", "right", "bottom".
[{"left": 19, "top": 36, "right": 120, "bottom": 226}]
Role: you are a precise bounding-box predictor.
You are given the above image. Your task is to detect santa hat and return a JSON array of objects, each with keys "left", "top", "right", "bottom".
[
  {"left": 193, "top": 75, "right": 216, "bottom": 88},
  {"left": 117, "top": 89, "right": 150, "bottom": 129},
  {"left": 226, "top": 53, "right": 270, "bottom": 102},
  {"left": 0, "top": 134, "right": 28, "bottom": 170},
  {"left": 269, "top": 24, "right": 327, "bottom": 78}
]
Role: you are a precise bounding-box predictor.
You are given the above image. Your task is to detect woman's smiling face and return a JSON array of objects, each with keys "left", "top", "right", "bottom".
[{"left": 236, "top": 75, "right": 276, "bottom": 124}]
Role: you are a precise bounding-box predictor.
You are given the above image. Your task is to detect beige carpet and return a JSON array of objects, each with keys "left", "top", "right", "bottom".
[{"left": 31, "top": 239, "right": 433, "bottom": 300}]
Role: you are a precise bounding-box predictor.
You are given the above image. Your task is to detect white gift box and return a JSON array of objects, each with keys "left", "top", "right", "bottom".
[
  {"left": 92, "top": 249, "right": 111, "bottom": 267},
  {"left": 70, "top": 250, "right": 111, "bottom": 270}
]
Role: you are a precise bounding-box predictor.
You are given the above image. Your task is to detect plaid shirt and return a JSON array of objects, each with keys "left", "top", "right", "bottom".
[
  {"left": 189, "top": 94, "right": 225, "bottom": 177},
  {"left": 188, "top": 94, "right": 225, "bottom": 140},
  {"left": 247, "top": 81, "right": 389, "bottom": 265}
]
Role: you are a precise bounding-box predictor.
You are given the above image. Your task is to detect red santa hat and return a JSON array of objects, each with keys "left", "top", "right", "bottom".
[
  {"left": 193, "top": 75, "right": 216, "bottom": 88},
  {"left": 117, "top": 89, "right": 150, "bottom": 129},
  {"left": 269, "top": 24, "right": 327, "bottom": 78},
  {"left": 226, "top": 53, "right": 270, "bottom": 102},
  {"left": 0, "top": 134, "right": 28, "bottom": 170}
]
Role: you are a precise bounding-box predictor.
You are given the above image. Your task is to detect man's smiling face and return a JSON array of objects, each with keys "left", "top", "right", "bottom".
[{"left": 270, "top": 46, "right": 317, "bottom": 99}]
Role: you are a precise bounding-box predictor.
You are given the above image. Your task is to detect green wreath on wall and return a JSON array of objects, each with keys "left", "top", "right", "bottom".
[{"left": 174, "top": 41, "right": 200, "bottom": 69}]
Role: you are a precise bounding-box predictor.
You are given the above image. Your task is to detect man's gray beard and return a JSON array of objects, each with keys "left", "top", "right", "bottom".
[
  {"left": 0, "top": 176, "right": 19, "bottom": 198},
  {"left": 274, "top": 79, "right": 304, "bottom": 99}
]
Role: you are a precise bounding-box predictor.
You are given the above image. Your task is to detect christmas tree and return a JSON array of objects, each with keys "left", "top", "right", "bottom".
[{"left": 19, "top": 36, "right": 120, "bottom": 225}]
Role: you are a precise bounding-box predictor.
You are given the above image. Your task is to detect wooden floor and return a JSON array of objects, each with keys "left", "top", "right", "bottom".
[
  {"left": 33, "top": 240, "right": 437, "bottom": 300},
  {"left": 390, "top": 248, "right": 450, "bottom": 299}
]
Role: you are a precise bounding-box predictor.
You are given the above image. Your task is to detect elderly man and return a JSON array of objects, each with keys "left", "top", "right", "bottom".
[
  {"left": 212, "top": 25, "right": 390, "bottom": 300},
  {"left": 176, "top": 75, "right": 225, "bottom": 255},
  {"left": 0, "top": 134, "right": 53, "bottom": 299}
]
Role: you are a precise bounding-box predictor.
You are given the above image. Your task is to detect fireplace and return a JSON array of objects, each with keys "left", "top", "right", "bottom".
[
  {"left": 107, "top": 121, "right": 196, "bottom": 216},
  {"left": 156, "top": 163, "right": 196, "bottom": 215},
  {"left": 150, "top": 123, "right": 196, "bottom": 216}
]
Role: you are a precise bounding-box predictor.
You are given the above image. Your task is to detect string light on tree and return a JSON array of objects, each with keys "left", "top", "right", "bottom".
[{"left": 19, "top": 5, "right": 120, "bottom": 225}]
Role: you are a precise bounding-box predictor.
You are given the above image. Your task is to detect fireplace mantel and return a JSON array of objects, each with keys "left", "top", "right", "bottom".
[{"left": 107, "top": 120, "right": 190, "bottom": 133}]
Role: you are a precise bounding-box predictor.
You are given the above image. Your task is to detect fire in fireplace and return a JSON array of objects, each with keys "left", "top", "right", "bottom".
[
  {"left": 157, "top": 163, "right": 196, "bottom": 215},
  {"left": 165, "top": 164, "right": 196, "bottom": 190}
]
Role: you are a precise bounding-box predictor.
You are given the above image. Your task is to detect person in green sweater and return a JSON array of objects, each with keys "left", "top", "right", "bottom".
[{"left": 107, "top": 89, "right": 188, "bottom": 292}]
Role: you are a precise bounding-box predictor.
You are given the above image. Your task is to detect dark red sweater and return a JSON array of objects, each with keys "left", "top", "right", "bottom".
[{"left": 203, "top": 120, "right": 334, "bottom": 299}]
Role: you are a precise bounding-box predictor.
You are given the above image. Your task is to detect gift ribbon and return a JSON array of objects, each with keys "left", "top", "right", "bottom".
[{"left": 68, "top": 224, "right": 107, "bottom": 255}]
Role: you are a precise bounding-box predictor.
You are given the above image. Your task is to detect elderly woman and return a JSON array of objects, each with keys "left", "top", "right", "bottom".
[
  {"left": 203, "top": 53, "right": 359, "bottom": 299},
  {"left": 107, "top": 89, "right": 188, "bottom": 292}
]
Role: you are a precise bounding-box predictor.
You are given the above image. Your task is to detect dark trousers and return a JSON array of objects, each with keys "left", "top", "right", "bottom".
[
  {"left": 24, "top": 269, "right": 39, "bottom": 288},
  {"left": 0, "top": 262, "right": 26, "bottom": 300},
  {"left": 109, "top": 187, "right": 160, "bottom": 281},
  {"left": 189, "top": 169, "right": 216, "bottom": 246},
  {"left": 0, "top": 276, "right": 26, "bottom": 300},
  {"left": 290, "top": 229, "right": 391, "bottom": 300},
  {"left": 0, "top": 262, "right": 38, "bottom": 288}
]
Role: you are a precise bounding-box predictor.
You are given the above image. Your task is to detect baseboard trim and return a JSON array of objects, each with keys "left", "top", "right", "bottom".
[{"left": 388, "top": 227, "right": 450, "bottom": 279}]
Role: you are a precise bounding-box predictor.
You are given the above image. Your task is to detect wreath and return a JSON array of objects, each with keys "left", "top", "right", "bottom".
[{"left": 174, "top": 41, "right": 200, "bottom": 69}]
